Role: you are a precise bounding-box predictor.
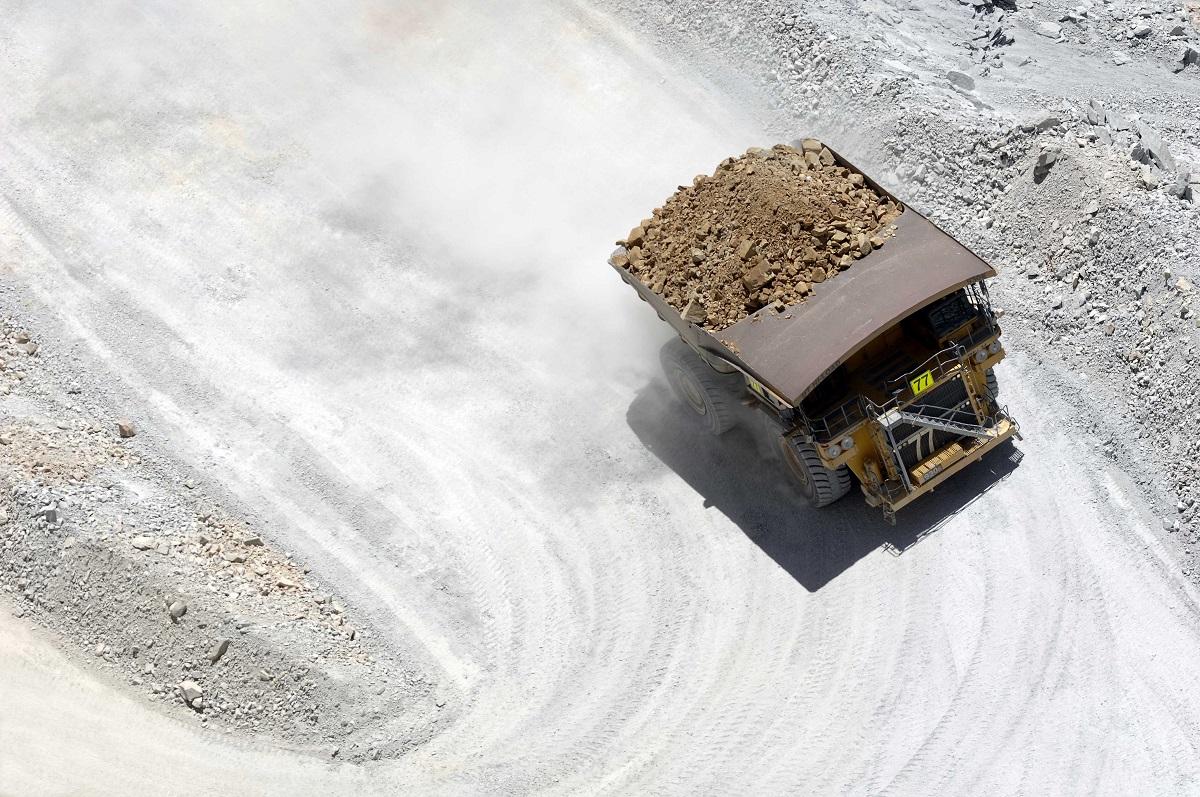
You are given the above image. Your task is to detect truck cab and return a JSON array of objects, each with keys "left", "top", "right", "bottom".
[{"left": 793, "top": 282, "right": 1016, "bottom": 520}]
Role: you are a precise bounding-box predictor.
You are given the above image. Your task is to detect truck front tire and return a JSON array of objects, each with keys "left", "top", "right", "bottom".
[
  {"left": 986, "top": 368, "right": 999, "bottom": 398},
  {"left": 779, "top": 437, "right": 853, "bottom": 508},
  {"left": 660, "top": 338, "right": 738, "bottom": 436}
]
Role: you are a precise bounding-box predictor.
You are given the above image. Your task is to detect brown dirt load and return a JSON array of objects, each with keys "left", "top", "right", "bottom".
[{"left": 613, "top": 141, "right": 903, "bottom": 331}]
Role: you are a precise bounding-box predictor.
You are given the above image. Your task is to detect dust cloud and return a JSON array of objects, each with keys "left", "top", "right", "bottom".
[{"left": 291, "top": 0, "right": 762, "bottom": 376}]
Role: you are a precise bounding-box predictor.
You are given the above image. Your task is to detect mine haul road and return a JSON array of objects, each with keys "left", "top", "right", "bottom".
[{"left": 3, "top": 1, "right": 1200, "bottom": 794}]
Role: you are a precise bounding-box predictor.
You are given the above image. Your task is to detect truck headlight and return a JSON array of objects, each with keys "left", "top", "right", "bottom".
[
  {"left": 840, "top": 437, "right": 855, "bottom": 451},
  {"left": 826, "top": 444, "right": 842, "bottom": 458},
  {"left": 974, "top": 349, "right": 988, "bottom": 363},
  {"left": 989, "top": 340, "right": 1002, "bottom": 354}
]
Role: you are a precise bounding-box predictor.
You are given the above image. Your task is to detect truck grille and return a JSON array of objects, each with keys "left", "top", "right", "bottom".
[{"left": 889, "top": 377, "right": 973, "bottom": 471}]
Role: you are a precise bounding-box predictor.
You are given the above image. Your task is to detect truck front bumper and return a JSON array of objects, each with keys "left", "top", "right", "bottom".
[{"left": 881, "top": 416, "right": 1020, "bottom": 515}]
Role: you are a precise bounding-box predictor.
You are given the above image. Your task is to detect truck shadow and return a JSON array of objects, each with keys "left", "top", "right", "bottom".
[{"left": 626, "top": 379, "right": 1024, "bottom": 592}]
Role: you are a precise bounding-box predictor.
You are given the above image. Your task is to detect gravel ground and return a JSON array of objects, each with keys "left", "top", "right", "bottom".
[
  {"left": 0, "top": 298, "right": 444, "bottom": 762},
  {"left": 3, "top": 0, "right": 1200, "bottom": 794}
]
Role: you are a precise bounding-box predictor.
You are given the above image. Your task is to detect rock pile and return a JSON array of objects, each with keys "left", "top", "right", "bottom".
[
  {"left": 0, "top": 313, "right": 442, "bottom": 762},
  {"left": 960, "top": 0, "right": 1016, "bottom": 67},
  {"left": 614, "top": 142, "right": 902, "bottom": 331},
  {"left": 1040, "top": 1, "right": 1200, "bottom": 71}
]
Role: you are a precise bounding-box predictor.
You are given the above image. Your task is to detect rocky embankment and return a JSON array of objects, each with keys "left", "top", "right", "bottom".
[{"left": 0, "top": 311, "right": 443, "bottom": 763}]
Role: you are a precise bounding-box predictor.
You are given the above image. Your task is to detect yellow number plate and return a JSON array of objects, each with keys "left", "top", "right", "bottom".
[{"left": 910, "top": 370, "right": 934, "bottom": 396}]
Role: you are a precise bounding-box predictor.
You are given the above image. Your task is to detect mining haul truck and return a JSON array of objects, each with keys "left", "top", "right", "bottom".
[{"left": 611, "top": 147, "right": 1020, "bottom": 522}]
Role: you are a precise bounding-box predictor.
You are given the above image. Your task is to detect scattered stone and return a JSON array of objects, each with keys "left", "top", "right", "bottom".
[
  {"left": 1034, "top": 146, "right": 1060, "bottom": 182},
  {"left": 1168, "top": 173, "right": 1190, "bottom": 200},
  {"left": 947, "top": 70, "right": 976, "bottom": 91},
  {"left": 242, "top": 535, "right": 263, "bottom": 546},
  {"left": 116, "top": 420, "right": 137, "bottom": 438},
  {"left": 681, "top": 298, "right": 707, "bottom": 324},
  {"left": 131, "top": 536, "right": 155, "bottom": 550},
  {"left": 222, "top": 550, "right": 246, "bottom": 564},
  {"left": 1035, "top": 21, "right": 1062, "bottom": 39},
  {"left": 1135, "top": 121, "right": 1176, "bottom": 171},
  {"left": 169, "top": 600, "right": 188, "bottom": 620},
  {"left": 207, "top": 639, "right": 232, "bottom": 665},
  {"left": 1028, "top": 113, "right": 1061, "bottom": 132},
  {"left": 741, "top": 262, "right": 775, "bottom": 291},
  {"left": 1139, "top": 165, "right": 1160, "bottom": 189},
  {"left": 178, "top": 680, "right": 203, "bottom": 707},
  {"left": 1175, "top": 47, "right": 1200, "bottom": 73}
]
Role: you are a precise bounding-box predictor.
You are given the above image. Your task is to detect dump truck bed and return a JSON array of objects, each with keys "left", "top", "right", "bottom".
[{"left": 611, "top": 150, "right": 995, "bottom": 407}]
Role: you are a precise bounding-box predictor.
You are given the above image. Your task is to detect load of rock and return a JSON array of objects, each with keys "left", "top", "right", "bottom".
[{"left": 613, "top": 141, "right": 903, "bottom": 331}]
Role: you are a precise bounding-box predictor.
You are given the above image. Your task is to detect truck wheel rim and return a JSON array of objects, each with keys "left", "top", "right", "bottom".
[{"left": 780, "top": 440, "right": 813, "bottom": 492}]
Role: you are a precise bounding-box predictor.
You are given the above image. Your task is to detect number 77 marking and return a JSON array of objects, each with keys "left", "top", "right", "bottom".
[{"left": 910, "top": 370, "right": 934, "bottom": 396}]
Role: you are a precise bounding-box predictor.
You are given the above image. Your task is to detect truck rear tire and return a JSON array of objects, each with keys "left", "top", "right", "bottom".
[
  {"left": 660, "top": 338, "right": 738, "bottom": 436},
  {"left": 986, "top": 368, "right": 999, "bottom": 398},
  {"left": 779, "top": 437, "right": 853, "bottom": 508}
]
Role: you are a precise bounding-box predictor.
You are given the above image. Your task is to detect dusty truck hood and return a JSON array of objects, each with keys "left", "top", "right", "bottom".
[{"left": 717, "top": 207, "right": 996, "bottom": 405}]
